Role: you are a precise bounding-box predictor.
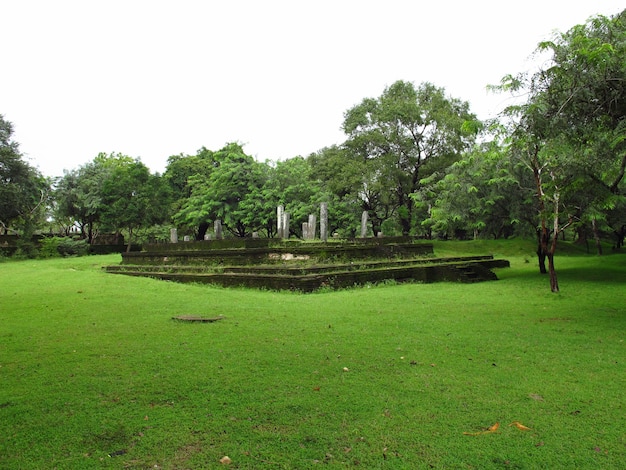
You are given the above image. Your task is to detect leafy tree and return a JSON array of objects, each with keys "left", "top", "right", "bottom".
[
  {"left": 420, "top": 134, "right": 531, "bottom": 239},
  {"left": 54, "top": 153, "right": 170, "bottom": 247},
  {"left": 308, "top": 145, "right": 385, "bottom": 236},
  {"left": 342, "top": 81, "right": 479, "bottom": 236},
  {"left": 53, "top": 153, "right": 125, "bottom": 243},
  {"left": 535, "top": 10, "right": 626, "bottom": 255},
  {"left": 100, "top": 158, "right": 171, "bottom": 251},
  {"left": 173, "top": 143, "right": 267, "bottom": 238},
  {"left": 163, "top": 147, "right": 218, "bottom": 220},
  {"left": 494, "top": 9, "right": 626, "bottom": 291},
  {"left": 0, "top": 115, "right": 49, "bottom": 238}
]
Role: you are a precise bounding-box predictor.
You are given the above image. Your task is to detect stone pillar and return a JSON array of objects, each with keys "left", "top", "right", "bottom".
[
  {"left": 277, "top": 205, "right": 284, "bottom": 238},
  {"left": 283, "top": 212, "right": 290, "bottom": 239},
  {"left": 214, "top": 219, "right": 223, "bottom": 240},
  {"left": 252, "top": 231, "right": 259, "bottom": 238},
  {"left": 308, "top": 214, "right": 317, "bottom": 240},
  {"left": 360, "top": 211, "right": 368, "bottom": 238},
  {"left": 320, "top": 202, "right": 328, "bottom": 242},
  {"left": 170, "top": 228, "right": 178, "bottom": 243}
]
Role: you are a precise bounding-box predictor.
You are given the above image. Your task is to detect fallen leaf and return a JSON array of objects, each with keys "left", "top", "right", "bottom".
[
  {"left": 529, "top": 394, "right": 544, "bottom": 401},
  {"left": 509, "top": 421, "right": 532, "bottom": 431},
  {"left": 488, "top": 422, "right": 500, "bottom": 432},
  {"left": 463, "top": 422, "right": 499, "bottom": 436},
  {"left": 220, "top": 456, "right": 232, "bottom": 465}
]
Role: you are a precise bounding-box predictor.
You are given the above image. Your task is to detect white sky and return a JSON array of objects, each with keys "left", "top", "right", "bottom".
[{"left": 2, "top": 0, "right": 622, "bottom": 178}]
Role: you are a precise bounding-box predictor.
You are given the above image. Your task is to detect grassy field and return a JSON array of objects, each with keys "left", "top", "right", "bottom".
[{"left": 1, "top": 239, "right": 625, "bottom": 469}]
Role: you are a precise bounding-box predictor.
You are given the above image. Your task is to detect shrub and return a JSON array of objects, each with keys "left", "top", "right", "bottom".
[
  {"left": 38, "top": 237, "right": 63, "bottom": 258},
  {"left": 56, "top": 237, "right": 90, "bottom": 257}
]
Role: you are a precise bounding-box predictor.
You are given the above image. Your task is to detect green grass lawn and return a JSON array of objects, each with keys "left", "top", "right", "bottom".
[{"left": 1, "top": 240, "right": 625, "bottom": 469}]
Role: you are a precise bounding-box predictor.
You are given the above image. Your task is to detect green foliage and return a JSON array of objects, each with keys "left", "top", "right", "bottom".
[
  {"left": 54, "top": 153, "right": 171, "bottom": 248},
  {"left": 173, "top": 143, "right": 268, "bottom": 237},
  {"left": 100, "top": 158, "right": 171, "bottom": 249},
  {"left": 420, "top": 136, "right": 534, "bottom": 239},
  {"left": 56, "top": 237, "right": 90, "bottom": 257},
  {"left": 342, "top": 80, "right": 480, "bottom": 236},
  {"left": 163, "top": 147, "right": 219, "bottom": 218},
  {"left": 38, "top": 236, "right": 90, "bottom": 258},
  {"left": 37, "top": 236, "right": 62, "bottom": 258},
  {"left": 492, "top": 9, "right": 626, "bottom": 290},
  {"left": 0, "top": 114, "right": 49, "bottom": 235}
]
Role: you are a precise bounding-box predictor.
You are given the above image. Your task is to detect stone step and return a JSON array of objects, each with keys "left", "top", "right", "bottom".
[{"left": 104, "top": 257, "right": 509, "bottom": 292}]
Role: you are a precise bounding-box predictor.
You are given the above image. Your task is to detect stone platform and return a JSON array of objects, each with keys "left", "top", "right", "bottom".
[{"left": 104, "top": 237, "right": 510, "bottom": 292}]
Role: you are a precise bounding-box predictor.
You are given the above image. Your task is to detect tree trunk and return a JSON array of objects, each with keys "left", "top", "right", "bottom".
[
  {"left": 547, "top": 252, "right": 559, "bottom": 292},
  {"left": 126, "top": 228, "right": 133, "bottom": 252},
  {"left": 592, "top": 218, "right": 603, "bottom": 255},
  {"left": 536, "top": 229, "right": 548, "bottom": 274},
  {"left": 197, "top": 221, "right": 210, "bottom": 240},
  {"left": 370, "top": 218, "right": 382, "bottom": 237},
  {"left": 548, "top": 210, "right": 560, "bottom": 293}
]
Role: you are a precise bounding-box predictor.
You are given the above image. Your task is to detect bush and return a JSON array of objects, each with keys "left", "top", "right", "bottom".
[
  {"left": 14, "top": 239, "right": 39, "bottom": 259},
  {"left": 56, "top": 237, "right": 90, "bottom": 257},
  {"left": 38, "top": 237, "right": 63, "bottom": 258}
]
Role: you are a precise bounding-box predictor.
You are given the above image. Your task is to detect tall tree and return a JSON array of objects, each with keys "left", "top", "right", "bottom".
[
  {"left": 308, "top": 145, "right": 391, "bottom": 236},
  {"left": 173, "top": 143, "right": 267, "bottom": 238},
  {"left": 53, "top": 153, "right": 127, "bottom": 243},
  {"left": 0, "top": 115, "right": 49, "bottom": 236},
  {"left": 100, "top": 158, "right": 170, "bottom": 251},
  {"left": 419, "top": 134, "right": 532, "bottom": 240},
  {"left": 163, "top": 147, "right": 218, "bottom": 214},
  {"left": 494, "top": 10, "right": 626, "bottom": 291},
  {"left": 342, "top": 81, "right": 479, "bottom": 236}
]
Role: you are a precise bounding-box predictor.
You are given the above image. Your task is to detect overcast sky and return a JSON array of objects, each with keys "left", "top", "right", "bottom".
[{"left": 2, "top": 1, "right": 622, "bottom": 178}]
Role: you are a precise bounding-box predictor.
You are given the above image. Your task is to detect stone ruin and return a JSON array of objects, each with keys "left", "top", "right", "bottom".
[{"left": 104, "top": 203, "right": 509, "bottom": 292}]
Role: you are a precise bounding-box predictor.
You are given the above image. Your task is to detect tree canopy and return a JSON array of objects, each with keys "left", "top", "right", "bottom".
[
  {"left": 0, "top": 115, "right": 48, "bottom": 236},
  {"left": 342, "top": 80, "right": 480, "bottom": 235},
  {"left": 492, "top": 9, "right": 626, "bottom": 291}
]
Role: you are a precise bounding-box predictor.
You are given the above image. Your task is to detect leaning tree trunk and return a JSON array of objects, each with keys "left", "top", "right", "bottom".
[{"left": 547, "top": 252, "right": 559, "bottom": 293}]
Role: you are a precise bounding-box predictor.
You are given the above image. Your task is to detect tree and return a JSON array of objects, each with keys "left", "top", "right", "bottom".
[
  {"left": 0, "top": 115, "right": 49, "bottom": 237},
  {"left": 53, "top": 153, "right": 125, "bottom": 243},
  {"left": 308, "top": 145, "right": 392, "bottom": 236},
  {"left": 100, "top": 158, "right": 171, "bottom": 251},
  {"left": 163, "top": 147, "right": 219, "bottom": 224},
  {"left": 420, "top": 133, "right": 532, "bottom": 240},
  {"left": 173, "top": 143, "right": 267, "bottom": 238},
  {"left": 342, "top": 81, "right": 479, "bottom": 236},
  {"left": 534, "top": 10, "right": 626, "bottom": 256},
  {"left": 493, "top": 10, "right": 626, "bottom": 291}
]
